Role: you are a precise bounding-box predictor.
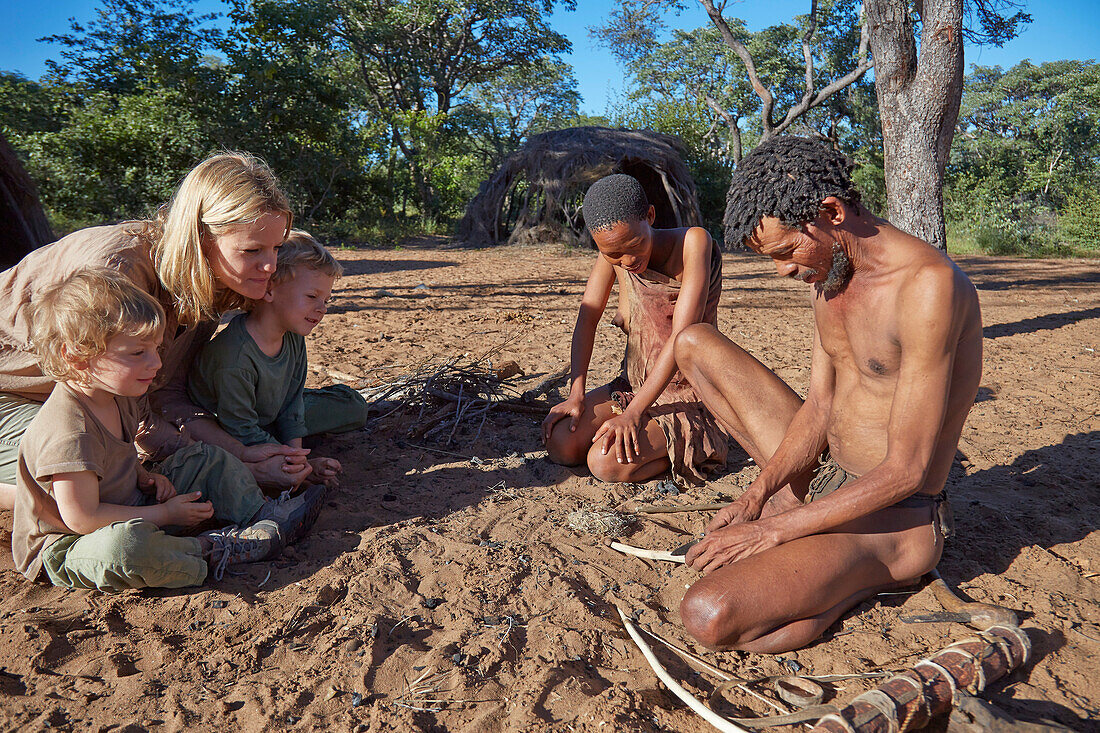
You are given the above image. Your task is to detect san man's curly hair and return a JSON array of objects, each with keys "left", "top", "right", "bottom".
[{"left": 724, "top": 136, "right": 862, "bottom": 250}]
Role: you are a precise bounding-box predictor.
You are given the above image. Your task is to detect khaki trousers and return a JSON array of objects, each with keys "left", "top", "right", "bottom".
[{"left": 41, "top": 443, "right": 267, "bottom": 592}]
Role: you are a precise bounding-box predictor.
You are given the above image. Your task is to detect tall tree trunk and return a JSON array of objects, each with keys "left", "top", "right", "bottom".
[
  {"left": 865, "top": 0, "right": 963, "bottom": 251},
  {"left": 0, "top": 134, "right": 54, "bottom": 267}
]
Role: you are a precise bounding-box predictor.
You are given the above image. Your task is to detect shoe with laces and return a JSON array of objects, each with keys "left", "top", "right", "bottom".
[
  {"left": 201, "top": 520, "right": 282, "bottom": 581},
  {"left": 252, "top": 484, "right": 326, "bottom": 546}
]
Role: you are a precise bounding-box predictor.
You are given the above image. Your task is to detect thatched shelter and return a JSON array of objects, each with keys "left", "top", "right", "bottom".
[
  {"left": 456, "top": 126, "right": 702, "bottom": 248},
  {"left": 0, "top": 133, "right": 53, "bottom": 267}
]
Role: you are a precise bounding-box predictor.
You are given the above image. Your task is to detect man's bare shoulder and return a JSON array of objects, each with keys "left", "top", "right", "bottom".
[{"left": 895, "top": 249, "right": 980, "bottom": 339}]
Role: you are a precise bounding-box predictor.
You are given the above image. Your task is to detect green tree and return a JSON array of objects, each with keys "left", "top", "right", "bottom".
[
  {"left": 12, "top": 88, "right": 208, "bottom": 223},
  {"left": 39, "top": 0, "right": 224, "bottom": 98},
  {"left": 465, "top": 57, "right": 582, "bottom": 167},
  {"left": 946, "top": 59, "right": 1100, "bottom": 254},
  {"left": 597, "top": 0, "right": 879, "bottom": 234},
  {"left": 249, "top": 0, "right": 575, "bottom": 222},
  {"left": 3, "top": 0, "right": 390, "bottom": 235},
  {"left": 594, "top": 0, "right": 872, "bottom": 161}
]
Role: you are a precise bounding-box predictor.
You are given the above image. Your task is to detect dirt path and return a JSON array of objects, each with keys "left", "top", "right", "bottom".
[{"left": 0, "top": 243, "right": 1096, "bottom": 731}]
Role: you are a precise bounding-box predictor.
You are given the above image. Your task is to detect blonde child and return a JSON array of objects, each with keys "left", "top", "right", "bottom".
[
  {"left": 188, "top": 231, "right": 368, "bottom": 487},
  {"left": 12, "top": 270, "right": 324, "bottom": 592},
  {"left": 0, "top": 151, "right": 312, "bottom": 514}
]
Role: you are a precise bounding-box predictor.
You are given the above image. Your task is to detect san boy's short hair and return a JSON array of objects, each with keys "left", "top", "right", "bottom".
[
  {"left": 271, "top": 230, "right": 344, "bottom": 285},
  {"left": 725, "top": 136, "right": 862, "bottom": 250},
  {"left": 582, "top": 174, "right": 650, "bottom": 233},
  {"left": 30, "top": 268, "right": 165, "bottom": 383}
]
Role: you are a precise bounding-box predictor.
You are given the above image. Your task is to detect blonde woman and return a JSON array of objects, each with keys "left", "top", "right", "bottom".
[{"left": 0, "top": 152, "right": 314, "bottom": 511}]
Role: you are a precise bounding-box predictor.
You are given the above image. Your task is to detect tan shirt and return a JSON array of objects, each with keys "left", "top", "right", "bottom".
[
  {"left": 0, "top": 224, "right": 217, "bottom": 458},
  {"left": 12, "top": 383, "right": 145, "bottom": 579}
]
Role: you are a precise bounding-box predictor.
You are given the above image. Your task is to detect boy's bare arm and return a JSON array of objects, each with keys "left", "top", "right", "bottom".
[
  {"left": 592, "top": 228, "right": 712, "bottom": 461},
  {"left": 52, "top": 470, "right": 214, "bottom": 534}
]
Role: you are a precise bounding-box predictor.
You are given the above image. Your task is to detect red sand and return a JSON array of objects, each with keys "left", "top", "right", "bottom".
[{"left": 0, "top": 242, "right": 1096, "bottom": 731}]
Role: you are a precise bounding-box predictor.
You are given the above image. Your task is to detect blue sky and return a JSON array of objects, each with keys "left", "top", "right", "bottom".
[{"left": 2, "top": 0, "right": 1098, "bottom": 114}]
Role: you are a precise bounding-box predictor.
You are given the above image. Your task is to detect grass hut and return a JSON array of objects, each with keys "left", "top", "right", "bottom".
[{"left": 456, "top": 126, "right": 702, "bottom": 248}]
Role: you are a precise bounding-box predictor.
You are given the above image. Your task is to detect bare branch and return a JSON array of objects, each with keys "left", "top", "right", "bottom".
[
  {"left": 800, "top": 0, "right": 820, "bottom": 111},
  {"left": 697, "top": 0, "right": 775, "bottom": 136},
  {"left": 774, "top": 3, "right": 873, "bottom": 134},
  {"left": 703, "top": 94, "right": 743, "bottom": 162}
]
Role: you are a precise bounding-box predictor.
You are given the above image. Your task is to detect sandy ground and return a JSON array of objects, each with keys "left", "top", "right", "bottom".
[{"left": 0, "top": 241, "right": 1096, "bottom": 732}]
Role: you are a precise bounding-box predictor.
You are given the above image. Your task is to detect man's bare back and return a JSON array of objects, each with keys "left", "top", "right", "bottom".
[{"left": 671, "top": 136, "right": 983, "bottom": 653}]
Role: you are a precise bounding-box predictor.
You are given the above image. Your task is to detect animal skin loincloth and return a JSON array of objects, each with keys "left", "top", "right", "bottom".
[
  {"left": 805, "top": 452, "right": 954, "bottom": 538},
  {"left": 609, "top": 238, "right": 728, "bottom": 486}
]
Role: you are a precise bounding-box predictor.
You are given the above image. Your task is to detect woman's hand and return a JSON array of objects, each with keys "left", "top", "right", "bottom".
[
  {"left": 239, "top": 443, "right": 313, "bottom": 490},
  {"left": 541, "top": 396, "right": 585, "bottom": 444},
  {"left": 592, "top": 409, "right": 644, "bottom": 464},
  {"left": 239, "top": 442, "right": 309, "bottom": 467}
]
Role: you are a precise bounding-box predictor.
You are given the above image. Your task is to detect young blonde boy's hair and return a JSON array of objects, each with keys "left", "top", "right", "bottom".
[
  {"left": 271, "top": 230, "right": 343, "bottom": 285},
  {"left": 30, "top": 269, "right": 166, "bottom": 383},
  {"left": 135, "top": 151, "right": 293, "bottom": 326}
]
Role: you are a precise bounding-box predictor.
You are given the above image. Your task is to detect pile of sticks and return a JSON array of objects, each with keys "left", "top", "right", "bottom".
[{"left": 344, "top": 351, "right": 563, "bottom": 445}]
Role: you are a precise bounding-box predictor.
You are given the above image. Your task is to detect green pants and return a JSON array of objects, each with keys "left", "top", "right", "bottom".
[
  {"left": 41, "top": 442, "right": 267, "bottom": 592},
  {"left": 303, "top": 384, "right": 369, "bottom": 436},
  {"left": 0, "top": 393, "right": 42, "bottom": 485}
]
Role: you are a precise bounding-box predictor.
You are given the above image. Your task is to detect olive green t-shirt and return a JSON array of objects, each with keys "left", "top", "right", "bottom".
[
  {"left": 187, "top": 314, "right": 308, "bottom": 446},
  {"left": 12, "top": 383, "right": 144, "bottom": 580}
]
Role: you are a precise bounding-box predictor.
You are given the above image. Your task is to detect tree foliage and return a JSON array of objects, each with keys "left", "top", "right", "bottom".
[
  {"left": 1, "top": 0, "right": 582, "bottom": 236},
  {"left": 596, "top": 0, "right": 879, "bottom": 234},
  {"left": 243, "top": 0, "right": 575, "bottom": 221},
  {"left": 946, "top": 59, "right": 1100, "bottom": 254}
]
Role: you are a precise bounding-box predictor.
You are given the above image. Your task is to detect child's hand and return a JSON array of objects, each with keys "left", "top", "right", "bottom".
[
  {"left": 592, "top": 409, "right": 643, "bottom": 464},
  {"left": 542, "top": 396, "right": 586, "bottom": 443},
  {"left": 141, "top": 472, "right": 177, "bottom": 502},
  {"left": 307, "top": 457, "right": 341, "bottom": 488},
  {"left": 160, "top": 491, "right": 214, "bottom": 527}
]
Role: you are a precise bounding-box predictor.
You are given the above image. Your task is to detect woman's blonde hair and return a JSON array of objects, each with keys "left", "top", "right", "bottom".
[
  {"left": 30, "top": 268, "right": 165, "bottom": 384},
  {"left": 271, "top": 230, "right": 344, "bottom": 285},
  {"left": 144, "top": 151, "right": 292, "bottom": 325}
]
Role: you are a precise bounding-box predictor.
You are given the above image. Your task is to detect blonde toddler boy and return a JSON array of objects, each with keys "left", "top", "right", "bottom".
[
  {"left": 188, "top": 231, "right": 368, "bottom": 487},
  {"left": 12, "top": 270, "right": 324, "bottom": 592}
]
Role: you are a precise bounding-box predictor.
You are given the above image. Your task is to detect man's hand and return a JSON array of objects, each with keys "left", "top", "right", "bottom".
[
  {"left": 239, "top": 443, "right": 313, "bottom": 491},
  {"left": 542, "top": 396, "right": 585, "bottom": 443},
  {"left": 239, "top": 442, "right": 310, "bottom": 467},
  {"left": 686, "top": 520, "right": 780, "bottom": 574},
  {"left": 592, "top": 409, "right": 643, "bottom": 464},
  {"left": 140, "top": 472, "right": 177, "bottom": 502},
  {"left": 706, "top": 490, "right": 767, "bottom": 532},
  {"left": 308, "top": 457, "right": 341, "bottom": 488},
  {"left": 159, "top": 491, "right": 214, "bottom": 527}
]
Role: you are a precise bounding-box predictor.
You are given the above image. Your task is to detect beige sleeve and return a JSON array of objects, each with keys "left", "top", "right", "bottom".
[{"left": 143, "top": 320, "right": 219, "bottom": 454}]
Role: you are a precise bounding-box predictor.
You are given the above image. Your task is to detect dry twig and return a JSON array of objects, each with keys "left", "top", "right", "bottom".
[
  {"left": 351, "top": 346, "right": 540, "bottom": 445},
  {"left": 609, "top": 541, "right": 686, "bottom": 564},
  {"left": 625, "top": 501, "right": 730, "bottom": 515},
  {"left": 617, "top": 606, "right": 752, "bottom": 733}
]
